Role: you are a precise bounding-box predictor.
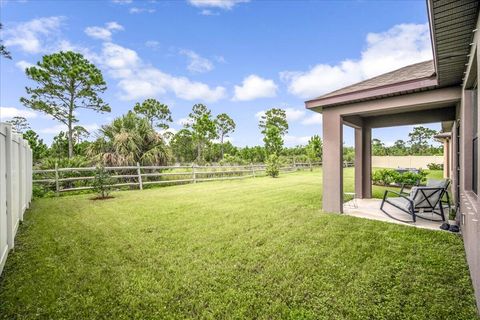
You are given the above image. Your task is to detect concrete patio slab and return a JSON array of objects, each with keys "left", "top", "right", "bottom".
[{"left": 343, "top": 198, "right": 455, "bottom": 231}]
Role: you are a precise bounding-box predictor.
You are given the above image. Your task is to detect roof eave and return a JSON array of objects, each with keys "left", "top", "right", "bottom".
[{"left": 305, "top": 77, "right": 438, "bottom": 110}]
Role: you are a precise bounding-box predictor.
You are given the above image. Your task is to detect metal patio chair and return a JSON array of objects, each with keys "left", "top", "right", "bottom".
[{"left": 380, "top": 179, "right": 450, "bottom": 223}]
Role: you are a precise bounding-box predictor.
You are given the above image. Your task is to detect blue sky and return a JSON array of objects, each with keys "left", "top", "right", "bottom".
[{"left": 0, "top": 0, "right": 440, "bottom": 147}]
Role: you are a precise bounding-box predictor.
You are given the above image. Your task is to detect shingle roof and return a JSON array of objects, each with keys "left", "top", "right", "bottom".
[{"left": 314, "top": 60, "right": 436, "bottom": 100}]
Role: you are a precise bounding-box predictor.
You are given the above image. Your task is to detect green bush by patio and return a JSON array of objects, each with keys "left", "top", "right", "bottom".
[{"left": 0, "top": 169, "right": 477, "bottom": 319}]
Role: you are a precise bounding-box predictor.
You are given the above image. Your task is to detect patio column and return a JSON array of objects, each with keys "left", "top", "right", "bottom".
[
  {"left": 354, "top": 126, "right": 372, "bottom": 198},
  {"left": 322, "top": 110, "right": 343, "bottom": 212}
]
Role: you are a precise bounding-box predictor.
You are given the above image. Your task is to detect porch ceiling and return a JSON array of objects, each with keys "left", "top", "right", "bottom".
[
  {"left": 343, "top": 105, "right": 456, "bottom": 129},
  {"left": 429, "top": 0, "right": 480, "bottom": 87}
]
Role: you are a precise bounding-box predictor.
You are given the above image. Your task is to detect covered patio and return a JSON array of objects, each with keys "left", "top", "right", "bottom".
[
  {"left": 306, "top": 60, "right": 461, "bottom": 215},
  {"left": 343, "top": 198, "right": 453, "bottom": 231}
]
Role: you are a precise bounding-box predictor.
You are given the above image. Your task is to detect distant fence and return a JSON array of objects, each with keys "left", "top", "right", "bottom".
[
  {"left": 32, "top": 161, "right": 335, "bottom": 195},
  {"left": 372, "top": 156, "right": 443, "bottom": 169},
  {"left": 0, "top": 123, "right": 33, "bottom": 275}
]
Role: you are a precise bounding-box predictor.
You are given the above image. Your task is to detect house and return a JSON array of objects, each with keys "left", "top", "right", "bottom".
[{"left": 305, "top": 0, "right": 480, "bottom": 309}]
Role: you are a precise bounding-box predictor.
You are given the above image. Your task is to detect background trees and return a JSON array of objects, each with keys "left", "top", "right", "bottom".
[
  {"left": 370, "top": 126, "right": 442, "bottom": 156},
  {"left": 6, "top": 116, "right": 30, "bottom": 133},
  {"left": 408, "top": 126, "right": 438, "bottom": 155},
  {"left": 10, "top": 50, "right": 442, "bottom": 168},
  {"left": 187, "top": 104, "right": 217, "bottom": 163},
  {"left": 259, "top": 108, "right": 288, "bottom": 156},
  {"left": 170, "top": 129, "right": 196, "bottom": 163},
  {"left": 20, "top": 51, "right": 110, "bottom": 158},
  {"left": 215, "top": 113, "right": 236, "bottom": 159},
  {"left": 87, "top": 111, "right": 169, "bottom": 166},
  {"left": 133, "top": 99, "right": 172, "bottom": 130},
  {"left": 23, "top": 130, "right": 48, "bottom": 162},
  {"left": 306, "top": 135, "right": 322, "bottom": 163},
  {"left": 0, "top": 23, "right": 11, "bottom": 59}
]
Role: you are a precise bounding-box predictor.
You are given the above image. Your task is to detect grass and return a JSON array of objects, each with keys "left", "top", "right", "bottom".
[{"left": 0, "top": 169, "right": 477, "bottom": 319}]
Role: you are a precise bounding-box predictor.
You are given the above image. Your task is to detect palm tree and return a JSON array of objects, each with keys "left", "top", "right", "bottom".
[{"left": 88, "top": 111, "right": 170, "bottom": 166}]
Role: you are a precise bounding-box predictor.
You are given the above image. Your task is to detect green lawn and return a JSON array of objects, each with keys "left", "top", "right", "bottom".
[{"left": 0, "top": 169, "right": 477, "bottom": 319}]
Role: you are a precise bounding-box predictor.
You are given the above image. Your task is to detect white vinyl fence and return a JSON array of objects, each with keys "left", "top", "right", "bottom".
[
  {"left": 0, "top": 123, "right": 33, "bottom": 275},
  {"left": 372, "top": 156, "right": 443, "bottom": 169}
]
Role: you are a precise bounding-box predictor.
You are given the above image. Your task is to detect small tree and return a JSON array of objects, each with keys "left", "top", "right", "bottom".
[
  {"left": 215, "top": 113, "right": 236, "bottom": 159},
  {"left": 92, "top": 166, "right": 113, "bottom": 199},
  {"left": 306, "top": 135, "right": 322, "bottom": 168},
  {"left": 187, "top": 104, "right": 217, "bottom": 162},
  {"left": 21, "top": 51, "right": 110, "bottom": 158},
  {"left": 6, "top": 116, "right": 30, "bottom": 134},
  {"left": 133, "top": 99, "right": 172, "bottom": 129},
  {"left": 265, "top": 154, "right": 280, "bottom": 178},
  {"left": 259, "top": 108, "right": 288, "bottom": 156}
]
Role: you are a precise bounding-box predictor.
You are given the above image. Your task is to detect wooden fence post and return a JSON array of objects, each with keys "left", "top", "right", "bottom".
[
  {"left": 192, "top": 163, "right": 196, "bottom": 184},
  {"left": 251, "top": 163, "right": 256, "bottom": 178},
  {"left": 309, "top": 159, "right": 312, "bottom": 171},
  {"left": 137, "top": 162, "right": 143, "bottom": 190},
  {"left": 55, "top": 162, "right": 59, "bottom": 196}
]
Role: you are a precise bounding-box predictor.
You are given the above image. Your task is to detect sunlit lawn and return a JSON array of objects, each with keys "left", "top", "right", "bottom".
[{"left": 0, "top": 168, "right": 477, "bottom": 319}]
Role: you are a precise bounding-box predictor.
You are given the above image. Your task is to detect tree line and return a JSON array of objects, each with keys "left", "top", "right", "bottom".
[
  {"left": 3, "top": 49, "right": 440, "bottom": 173},
  {"left": 3, "top": 50, "right": 322, "bottom": 172}
]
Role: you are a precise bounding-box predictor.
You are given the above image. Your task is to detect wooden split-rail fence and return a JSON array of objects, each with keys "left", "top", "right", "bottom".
[{"left": 33, "top": 161, "right": 330, "bottom": 195}]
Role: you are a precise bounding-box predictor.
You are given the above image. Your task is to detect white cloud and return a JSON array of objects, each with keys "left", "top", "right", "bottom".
[
  {"left": 233, "top": 75, "right": 278, "bottom": 101},
  {"left": 284, "top": 108, "right": 305, "bottom": 122},
  {"left": 301, "top": 113, "right": 323, "bottom": 125},
  {"left": 3, "top": 16, "right": 64, "bottom": 54},
  {"left": 84, "top": 27, "right": 112, "bottom": 41},
  {"left": 255, "top": 108, "right": 305, "bottom": 122},
  {"left": 284, "top": 135, "right": 311, "bottom": 146},
  {"left": 176, "top": 117, "right": 193, "bottom": 126},
  {"left": 112, "top": 0, "right": 132, "bottom": 4},
  {"left": 281, "top": 23, "right": 433, "bottom": 99},
  {"left": 84, "top": 21, "right": 124, "bottom": 41},
  {"left": 188, "top": 0, "right": 249, "bottom": 10},
  {"left": 145, "top": 40, "right": 160, "bottom": 49},
  {"left": 200, "top": 9, "right": 218, "bottom": 16},
  {"left": 15, "top": 60, "right": 34, "bottom": 71},
  {"left": 38, "top": 124, "right": 66, "bottom": 134},
  {"left": 180, "top": 49, "right": 213, "bottom": 73},
  {"left": 105, "top": 21, "right": 124, "bottom": 31},
  {"left": 214, "top": 55, "right": 226, "bottom": 63},
  {"left": 0, "top": 107, "right": 37, "bottom": 119},
  {"left": 82, "top": 123, "right": 100, "bottom": 133},
  {"left": 98, "top": 42, "right": 226, "bottom": 102},
  {"left": 129, "top": 7, "right": 156, "bottom": 14},
  {"left": 38, "top": 123, "right": 99, "bottom": 134}
]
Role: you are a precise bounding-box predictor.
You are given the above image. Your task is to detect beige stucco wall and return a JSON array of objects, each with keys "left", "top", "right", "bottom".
[{"left": 372, "top": 156, "right": 443, "bottom": 169}]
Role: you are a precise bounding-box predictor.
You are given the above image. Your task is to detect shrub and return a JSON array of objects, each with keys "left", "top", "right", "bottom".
[
  {"left": 372, "top": 168, "right": 427, "bottom": 186},
  {"left": 265, "top": 154, "right": 280, "bottom": 178},
  {"left": 397, "top": 170, "right": 427, "bottom": 186},
  {"left": 219, "top": 154, "right": 247, "bottom": 165},
  {"left": 427, "top": 162, "right": 443, "bottom": 170},
  {"left": 372, "top": 169, "right": 399, "bottom": 186},
  {"left": 92, "top": 166, "right": 113, "bottom": 199}
]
